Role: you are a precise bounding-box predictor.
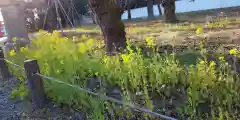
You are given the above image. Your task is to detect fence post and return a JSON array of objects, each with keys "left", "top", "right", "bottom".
[
  {"left": 24, "top": 59, "right": 46, "bottom": 108},
  {"left": 0, "top": 47, "right": 11, "bottom": 80}
]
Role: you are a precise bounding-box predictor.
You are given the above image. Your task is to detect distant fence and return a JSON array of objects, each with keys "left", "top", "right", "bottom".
[{"left": 0, "top": 47, "right": 177, "bottom": 120}]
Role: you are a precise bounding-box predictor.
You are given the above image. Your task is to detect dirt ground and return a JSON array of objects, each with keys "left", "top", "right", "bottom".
[
  {"left": 49, "top": 6, "right": 240, "bottom": 49},
  {"left": 0, "top": 77, "right": 87, "bottom": 120}
]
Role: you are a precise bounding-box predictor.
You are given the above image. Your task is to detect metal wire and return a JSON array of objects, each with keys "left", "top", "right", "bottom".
[
  {"left": 2, "top": 58, "right": 177, "bottom": 120},
  {"left": 3, "top": 59, "right": 25, "bottom": 72},
  {"left": 35, "top": 73, "right": 177, "bottom": 120}
]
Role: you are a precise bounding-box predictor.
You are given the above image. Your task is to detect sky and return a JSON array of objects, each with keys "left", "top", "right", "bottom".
[
  {"left": 121, "top": 0, "right": 240, "bottom": 19},
  {"left": 0, "top": 0, "right": 240, "bottom": 21}
]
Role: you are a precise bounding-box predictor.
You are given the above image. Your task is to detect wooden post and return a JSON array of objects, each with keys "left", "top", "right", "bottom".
[
  {"left": 0, "top": 47, "right": 11, "bottom": 80},
  {"left": 24, "top": 59, "right": 45, "bottom": 108}
]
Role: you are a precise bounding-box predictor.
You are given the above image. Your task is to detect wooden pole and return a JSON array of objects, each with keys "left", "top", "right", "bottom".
[
  {"left": 24, "top": 59, "right": 45, "bottom": 108},
  {"left": 0, "top": 47, "right": 11, "bottom": 80}
]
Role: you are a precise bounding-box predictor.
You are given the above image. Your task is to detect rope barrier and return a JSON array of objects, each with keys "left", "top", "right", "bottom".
[
  {"left": 35, "top": 73, "right": 177, "bottom": 120},
  {"left": 3, "top": 59, "right": 25, "bottom": 72},
  {"left": 2, "top": 58, "right": 177, "bottom": 120}
]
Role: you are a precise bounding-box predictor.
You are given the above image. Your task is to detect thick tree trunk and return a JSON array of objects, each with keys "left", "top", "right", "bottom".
[
  {"left": 162, "top": 0, "right": 177, "bottom": 23},
  {"left": 157, "top": 4, "right": 162, "bottom": 16},
  {"left": 147, "top": 0, "right": 154, "bottom": 19},
  {"left": 88, "top": 0, "right": 126, "bottom": 54}
]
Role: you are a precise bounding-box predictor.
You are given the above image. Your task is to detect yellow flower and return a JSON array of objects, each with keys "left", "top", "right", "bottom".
[
  {"left": 81, "top": 34, "right": 87, "bottom": 39},
  {"left": 20, "top": 47, "right": 27, "bottom": 53},
  {"left": 12, "top": 37, "right": 17, "bottom": 41},
  {"left": 121, "top": 54, "right": 131, "bottom": 63},
  {"left": 9, "top": 50, "right": 16, "bottom": 56},
  {"left": 229, "top": 48, "right": 239, "bottom": 55},
  {"left": 53, "top": 31, "right": 61, "bottom": 37},
  {"left": 78, "top": 43, "right": 87, "bottom": 53},
  {"left": 209, "top": 61, "right": 216, "bottom": 68},
  {"left": 196, "top": 27, "right": 203, "bottom": 34},
  {"left": 103, "top": 57, "right": 108, "bottom": 64},
  {"left": 189, "top": 64, "right": 194, "bottom": 68},
  {"left": 145, "top": 37, "right": 156, "bottom": 47},
  {"left": 218, "top": 56, "right": 225, "bottom": 61},
  {"left": 86, "top": 39, "right": 94, "bottom": 48},
  {"left": 199, "top": 60, "right": 205, "bottom": 65}
]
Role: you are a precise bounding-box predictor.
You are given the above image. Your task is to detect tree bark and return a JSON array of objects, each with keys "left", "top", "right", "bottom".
[
  {"left": 127, "top": 0, "right": 131, "bottom": 20},
  {"left": 147, "top": 0, "right": 154, "bottom": 19},
  {"left": 91, "top": 13, "right": 97, "bottom": 24},
  {"left": 88, "top": 0, "right": 126, "bottom": 54},
  {"left": 87, "top": 5, "right": 96, "bottom": 24},
  {"left": 157, "top": 4, "right": 162, "bottom": 16},
  {"left": 162, "top": 0, "right": 177, "bottom": 23},
  {"left": 46, "top": 7, "right": 58, "bottom": 32}
]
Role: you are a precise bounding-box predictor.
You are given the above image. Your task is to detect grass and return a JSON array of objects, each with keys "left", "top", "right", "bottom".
[{"left": 5, "top": 14, "right": 240, "bottom": 119}]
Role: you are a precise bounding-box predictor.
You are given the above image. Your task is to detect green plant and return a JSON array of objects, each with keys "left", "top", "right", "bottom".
[{"left": 6, "top": 28, "right": 240, "bottom": 119}]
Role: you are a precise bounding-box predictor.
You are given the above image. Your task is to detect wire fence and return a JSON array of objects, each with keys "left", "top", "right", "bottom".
[{"left": 2, "top": 59, "right": 178, "bottom": 120}]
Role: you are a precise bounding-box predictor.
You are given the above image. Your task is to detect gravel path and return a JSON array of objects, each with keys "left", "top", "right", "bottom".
[{"left": 0, "top": 78, "right": 86, "bottom": 120}]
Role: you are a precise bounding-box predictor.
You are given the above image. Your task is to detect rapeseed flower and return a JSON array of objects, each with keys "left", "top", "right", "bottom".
[
  {"left": 145, "top": 37, "right": 156, "bottom": 47},
  {"left": 199, "top": 60, "right": 205, "bottom": 65},
  {"left": 121, "top": 54, "right": 131, "bottom": 63},
  {"left": 81, "top": 34, "right": 87, "bottom": 39},
  {"left": 229, "top": 48, "right": 238, "bottom": 55},
  {"left": 20, "top": 47, "right": 27, "bottom": 53},
  {"left": 196, "top": 27, "right": 203, "bottom": 34},
  {"left": 218, "top": 56, "right": 225, "bottom": 62},
  {"left": 209, "top": 61, "right": 216, "bottom": 68},
  {"left": 9, "top": 50, "right": 16, "bottom": 56}
]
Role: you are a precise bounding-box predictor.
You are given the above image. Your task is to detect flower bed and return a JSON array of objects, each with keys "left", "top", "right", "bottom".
[{"left": 6, "top": 30, "right": 240, "bottom": 119}]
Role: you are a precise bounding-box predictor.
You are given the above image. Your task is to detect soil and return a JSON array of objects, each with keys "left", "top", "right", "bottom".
[{"left": 0, "top": 77, "right": 86, "bottom": 120}]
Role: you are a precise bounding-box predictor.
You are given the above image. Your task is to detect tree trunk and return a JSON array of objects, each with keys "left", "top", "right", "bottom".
[
  {"left": 162, "top": 0, "right": 177, "bottom": 23},
  {"left": 147, "top": 0, "right": 154, "bottom": 19},
  {"left": 40, "top": 0, "right": 58, "bottom": 32},
  {"left": 157, "top": 4, "right": 162, "bottom": 16},
  {"left": 88, "top": 0, "right": 126, "bottom": 54},
  {"left": 127, "top": 8, "right": 131, "bottom": 20},
  {"left": 127, "top": 0, "right": 131, "bottom": 20},
  {"left": 35, "top": 13, "right": 45, "bottom": 30},
  {"left": 91, "top": 13, "right": 96, "bottom": 24},
  {"left": 46, "top": 7, "right": 58, "bottom": 32}
]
